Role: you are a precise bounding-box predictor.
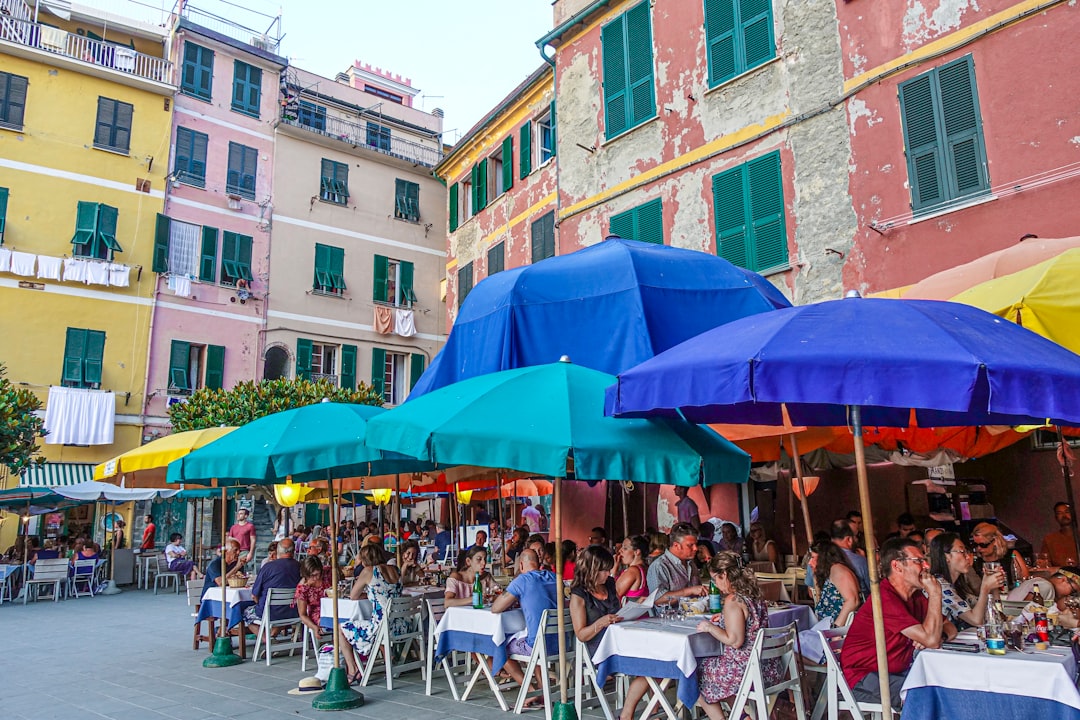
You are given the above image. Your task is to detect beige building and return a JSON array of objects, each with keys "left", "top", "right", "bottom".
[{"left": 267, "top": 62, "right": 446, "bottom": 402}]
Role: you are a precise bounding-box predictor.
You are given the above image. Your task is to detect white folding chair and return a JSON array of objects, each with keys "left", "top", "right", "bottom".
[
  {"left": 728, "top": 622, "right": 807, "bottom": 720},
  {"left": 359, "top": 595, "right": 426, "bottom": 690},
  {"left": 24, "top": 558, "right": 69, "bottom": 603},
  {"left": 810, "top": 627, "right": 883, "bottom": 720},
  {"left": 511, "top": 608, "right": 576, "bottom": 720},
  {"left": 251, "top": 587, "right": 304, "bottom": 665},
  {"left": 69, "top": 559, "right": 98, "bottom": 598},
  {"left": 0, "top": 566, "right": 11, "bottom": 604},
  {"left": 154, "top": 554, "right": 182, "bottom": 595},
  {"left": 424, "top": 597, "right": 465, "bottom": 700},
  {"left": 301, "top": 621, "right": 331, "bottom": 672},
  {"left": 574, "top": 636, "right": 616, "bottom": 720}
]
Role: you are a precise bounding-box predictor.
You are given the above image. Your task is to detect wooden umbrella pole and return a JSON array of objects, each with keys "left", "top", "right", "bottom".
[
  {"left": 219, "top": 485, "right": 227, "bottom": 642},
  {"left": 621, "top": 482, "right": 629, "bottom": 539},
  {"left": 497, "top": 473, "right": 505, "bottom": 573},
  {"left": 553, "top": 473, "right": 568, "bottom": 705},
  {"left": 851, "top": 406, "right": 892, "bottom": 719},
  {"left": 330, "top": 474, "right": 341, "bottom": 669},
  {"left": 395, "top": 474, "right": 402, "bottom": 568},
  {"left": 1055, "top": 427, "right": 1080, "bottom": 565},
  {"left": 788, "top": 434, "right": 815, "bottom": 549}
]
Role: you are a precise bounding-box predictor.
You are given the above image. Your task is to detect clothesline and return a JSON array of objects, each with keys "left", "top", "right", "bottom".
[{"left": 0, "top": 248, "right": 133, "bottom": 287}]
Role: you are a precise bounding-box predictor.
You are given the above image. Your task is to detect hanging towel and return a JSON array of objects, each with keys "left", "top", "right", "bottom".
[
  {"left": 10, "top": 251, "right": 35, "bottom": 277},
  {"left": 36, "top": 255, "right": 62, "bottom": 280},
  {"left": 374, "top": 305, "right": 394, "bottom": 334},
  {"left": 168, "top": 274, "right": 192, "bottom": 298},
  {"left": 0, "top": 247, "right": 11, "bottom": 273},
  {"left": 394, "top": 307, "right": 417, "bottom": 337},
  {"left": 39, "top": 26, "right": 67, "bottom": 52},
  {"left": 44, "top": 386, "right": 116, "bottom": 445},
  {"left": 85, "top": 262, "right": 110, "bottom": 286},
  {"left": 107, "top": 263, "right": 130, "bottom": 287},
  {"left": 63, "top": 257, "right": 89, "bottom": 283}
]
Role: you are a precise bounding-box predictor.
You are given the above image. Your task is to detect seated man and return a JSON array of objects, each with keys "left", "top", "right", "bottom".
[
  {"left": 202, "top": 538, "right": 243, "bottom": 600},
  {"left": 646, "top": 522, "right": 706, "bottom": 605},
  {"left": 243, "top": 537, "right": 301, "bottom": 630},
  {"left": 434, "top": 523, "right": 452, "bottom": 561},
  {"left": 840, "top": 538, "right": 942, "bottom": 709},
  {"left": 831, "top": 519, "right": 871, "bottom": 598},
  {"left": 491, "top": 548, "right": 557, "bottom": 708}
]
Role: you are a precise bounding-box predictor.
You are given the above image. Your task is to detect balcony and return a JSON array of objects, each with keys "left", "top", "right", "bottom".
[
  {"left": 180, "top": 4, "right": 281, "bottom": 55},
  {"left": 280, "top": 113, "right": 444, "bottom": 169},
  {"left": 310, "top": 373, "right": 339, "bottom": 386},
  {"left": 0, "top": 11, "right": 173, "bottom": 91}
]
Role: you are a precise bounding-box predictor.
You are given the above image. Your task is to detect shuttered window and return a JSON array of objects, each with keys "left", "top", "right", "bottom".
[
  {"left": 62, "top": 328, "right": 106, "bottom": 388},
  {"left": 409, "top": 353, "right": 426, "bottom": 392},
  {"left": 457, "top": 262, "right": 473, "bottom": 309},
  {"left": 180, "top": 42, "right": 213, "bottom": 100},
  {"left": 231, "top": 60, "right": 261, "bottom": 117},
  {"left": 320, "top": 159, "right": 349, "bottom": 204},
  {"left": 296, "top": 338, "right": 313, "bottom": 380},
  {"left": 94, "top": 96, "right": 133, "bottom": 154},
  {"left": 199, "top": 226, "right": 218, "bottom": 283},
  {"left": 298, "top": 100, "right": 326, "bottom": 131},
  {"left": 502, "top": 136, "right": 514, "bottom": 193},
  {"left": 449, "top": 183, "right": 459, "bottom": 232},
  {"left": 899, "top": 55, "right": 989, "bottom": 213},
  {"left": 168, "top": 341, "right": 223, "bottom": 393},
  {"left": 531, "top": 211, "right": 556, "bottom": 263},
  {"left": 340, "top": 345, "right": 357, "bottom": 390},
  {"left": 219, "top": 231, "right": 253, "bottom": 286},
  {"left": 0, "top": 71, "right": 28, "bottom": 130},
  {"left": 609, "top": 198, "right": 664, "bottom": 244},
  {"left": 394, "top": 179, "right": 420, "bottom": 222},
  {"left": 373, "top": 255, "right": 415, "bottom": 305},
  {"left": 519, "top": 123, "right": 532, "bottom": 178},
  {"left": 205, "top": 345, "right": 225, "bottom": 390},
  {"left": 174, "top": 126, "right": 208, "bottom": 186},
  {"left": 152, "top": 213, "right": 170, "bottom": 273},
  {"left": 226, "top": 142, "right": 257, "bottom": 199},
  {"left": 704, "top": 0, "right": 776, "bottom": 87},
  {"left": 711, "top": 150, "right": 788, "bottom": 272},
  {"left": 366, "top": 122, "right": 391, "bottom": 151},
  {"left": 487, "top": 242, "right": 505, "bottom": 276},
  {"left": 601, "top": 1, "right": 655, "bottom": 140},
  {"left": 471, "top": 159, "right": 488, "bottom": 214},
  {"left": 0, "top": 186, "right": 8, "bottom": 245},
  {"left": 70, "top": 202, "right": 122, "bottom": 260},
  {"left": 314, "top": 243, "right": 346, "bottom": 294}
]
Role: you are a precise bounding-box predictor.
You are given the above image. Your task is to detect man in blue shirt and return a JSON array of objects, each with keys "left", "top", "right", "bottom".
[
  {"left": 434, "top": 523, "right": 453, "bottom": 561},
  {"left": 832, "top": 519, "right": 871, "bottom": 598},
  {"left": 201, "top": 538, "right": 243, "bottom": 601},
  {"left": 492, "top": 549, "right": 557, "bottom": 707},
  {"left": 243, "top": 537, "right": 301, "bottom": 629}
]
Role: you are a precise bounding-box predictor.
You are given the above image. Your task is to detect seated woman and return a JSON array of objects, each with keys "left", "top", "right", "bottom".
[
  {"left": 570, "top": 545, "right": 622, "bottom": 658},
  {"left": 164, "top": 532, "right": 203, "bottom": 580},
  {"left": 336, "top": 544, "right": 404, "bottom": 685},
  {"left": 971, "top": 522, "right": 1029, "bottom": 588},
  {"left": 695, "top": 542, "right": 715, "bottom": 579},
  {"left": 36, "top": 539, "right": 60, "bottom": 560},
  {"left": 694, "top": 552, "right": 783, "bottom": 720},
  {"left": 294, "top": 556, "right": 327, "bottom": 640},
  {"left": 717, "top": 523, "right": 743, "bottom": 556},
  {"left": 561, "top": 539, "right": 578, "bottom": 581},
  {"left": 929, "top": 532, "right": 1001, "bottom": 629},
  {"left": 395, "top": 539, "right": 423, "bottom": 586},
  {"left": 747, "top": 522, "right": 781, "bottom": 571},
  {"left": 809, "top": 540, "right": 860, "bottom": 627},
  {"left": 504, "top": 527, "right": 528, "bottom": 566},
  {"left": 647, "top": 532, "right": 669, "bottom": 565},
  {"left": 68, "top": 540, "right": 100, "bottom": 577},
  {"left": 615, "top": 534, "right": 650, "bottom": 602},
  {"left": 444, "top": 546, "right": 500, "bottom": 607}
]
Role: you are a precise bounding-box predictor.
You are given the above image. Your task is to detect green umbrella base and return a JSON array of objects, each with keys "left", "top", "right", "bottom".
[
  {"left": 311, "top": 667, "right": 365, "bottom": 711},
  {"left": 551, "top": 702, "right": 578, "bottom": 720},
  {"left": 202, "top": 637, "right": 243, "bottom": 668}
]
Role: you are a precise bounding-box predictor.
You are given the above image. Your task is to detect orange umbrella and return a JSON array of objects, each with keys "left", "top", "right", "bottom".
[{"left": 473, "top": 478, "right": 553, "bottom": 501}]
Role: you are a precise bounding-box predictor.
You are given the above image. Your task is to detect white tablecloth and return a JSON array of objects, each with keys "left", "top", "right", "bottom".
[
  {"left": 404, "top": 585, "right": 445, "bottom": 599},
  {"left": 320, "top": 598, "right": 372, "bottom": 623},
  {"left": 901, "top": 645, "right": 1080, "bottom": 710},
  {"left": 434, "top": 606, "right": 526, "bottom": 645},
  {"left": 201, "top": 587, "right": 253, "bottom": 605}
]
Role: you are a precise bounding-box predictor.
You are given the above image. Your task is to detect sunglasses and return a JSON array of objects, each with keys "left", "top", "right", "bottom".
[{"left": 971, "top": 540, "right": 995, "bottom": 549}]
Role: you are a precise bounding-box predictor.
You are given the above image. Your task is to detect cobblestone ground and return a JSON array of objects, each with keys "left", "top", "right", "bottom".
[{"left": 0, "top": 588, "right": 602, "bottom": 720}]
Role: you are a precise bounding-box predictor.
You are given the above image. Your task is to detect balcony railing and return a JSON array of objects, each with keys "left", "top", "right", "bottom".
[
  {"left": 0, "top": 13, "right": 172, "bottom": 85},
  {"left": 281, "top": 113, "right": 444, "bottom": 168},
  {"left": 180, "top": 4, "right": 281, "bottom": 55},
  {"left": 310, "top": 373, "right": 339, "bottom": 386}
]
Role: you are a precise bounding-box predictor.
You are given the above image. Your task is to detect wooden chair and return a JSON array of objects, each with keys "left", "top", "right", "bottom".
[
  {"left": 728, "top": 622, "right": 807, "bottom": 720},
  {"left": 188, "top": 580, "right": 217, "bottom": 650},
  {"left": 251, "top": 587, "right": 304, "bottom": 665},
  {"left": 511, "top": 608, "right": 576, "bottom": 720},
  {"left": 24, "top": 558, "right": 69, "bottom": 603},
  {"left": 359, "top": 595, "right": 426, "bottom": 690},
  {"left": 810, "top": 626, "right": 884, "bottom": 720}
]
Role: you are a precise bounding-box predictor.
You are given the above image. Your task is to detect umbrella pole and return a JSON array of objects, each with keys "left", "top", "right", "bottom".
[
  {"left": 552, "top": 474, "right": 572, "bottom": 713},
  {"left": 621, "top": 482, "right": 629, "bottom": 540},
  {"left": 497, "top": 473, "right": 505, "bottom": 573},
  {"left": 20, "top": 500, "right": 29, "bottom": 599},
  {"left": 101, "top": 498, "right": 121, "bottom": 595},
  {"left": 788, "top": 434, "right": 815, "bottom": 550},
  {"left": 204, "top": 482, "right": 242, "bottom": 668},
  {"left": 1055, "top": 427, "right": 1080, "bottom": 565},
  {"left": 851, "top": 406, "right": 892, "bottom": 719},
  {"left": 395, "top": 474, "right": 402, "bottom": 568}
]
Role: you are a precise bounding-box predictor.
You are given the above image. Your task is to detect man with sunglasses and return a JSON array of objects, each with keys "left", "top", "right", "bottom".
[{"left": 841, "top": 538, "right": 943, "bottom": 710}]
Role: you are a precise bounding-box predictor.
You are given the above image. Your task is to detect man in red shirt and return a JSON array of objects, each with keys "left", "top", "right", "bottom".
[
  {"left": 840, "top": 537, "right": 943, "bottom": 710},
  {"left": 228, "top": 508, "right": 257, "bottom": 566},
  {"left": 140, "top": 514, "right": 156, "bottom": 551}
]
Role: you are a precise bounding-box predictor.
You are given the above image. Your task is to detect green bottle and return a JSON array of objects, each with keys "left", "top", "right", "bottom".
[
  {"left": 473, "top": 573, "right": 484, "bottom": 609},
  {"left": 708, "top": 579, "right": 722, "bottom": 613}
]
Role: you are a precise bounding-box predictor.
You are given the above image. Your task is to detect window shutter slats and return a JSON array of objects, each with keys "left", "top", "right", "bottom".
[
  {"left": 400, "top": 261, "right": 415, "bottom": 304},
  {"left": 705, "top": 0, "right": 737, "bottom": 85},
  {"left": 713, "top": 166, "right": 749, "bottom": 268},
  {"left": 169, "top": 339, "right": 190, "bottom": 391},
  {"left": 174, "top": 127, "right": 193, "bottom": 178},
  {"left": 296, "top": 338, "right": 313, "bottom": 380},
  {"left": 625, "top": 2, "right": 655, "bottom": 128},
  {"left": 94, "top": 97, "right": 114, "bottom": 149},
  {"left": 900, "top": 73, "right": 945, "bottom": 211},
  {"left": 636, "top": 198, "right": 663, "bottom": 244},
  {"left": 747, "top": 152, "right": 787, "bottom": 270},
  {"left": 71, "top": 201, "right": 98, "bottom": 255},
  {"left": 502, "top": 136, "right": 514, "bottom": 191},
  {"left": 519, "top": 123, "right": 532, "bottom": 178},
  {"left": 205, "top": 345, "right": 225, "bottom": 390},
  {"left": 609, "top": 209, "right": 634, "bottom": 240},
  {"left": 487, "top": 242, "right": 505, "bottom": 275},
  {"left": 190, "top": 131, "right": 208, "bottom": 182},
  {"left": 314, "top": 243, "right": 330, "bottom": 290},
  {"left": 602, "top": 16, "right": 628, "bottom": 138},
  {"left": 62, "top": 328, "right": 87, "bottom": 385},
  {"left": 370, "top": 348, "right": 386, "bottom": 398},
  {"left": 0, "top": 72, "right": 28, "bottom": 128},
  {"left": 0, "top": 186, "right": 8, "bottom": 239},
  {"left": 373, "top": 254, "right": 389, "bottom": 303},
  {"left": 409, "top": 353, "right": 425, "bottom": 392},
  {"left": 330, "top": 246, "right": 346, "bottom": 290},
  {"left": 97, "top": 204, "right": 120, "bottom": 252},
  {"left": 739, "top": 0, "right": 774, "bottom": 70},
  {"left": 340, "top": 345, "right": 357, "bottom": 390},
  {"left": 449, "top": 182, "right": 459, "bottom": 232},
  {"left": 477, "top": 158, "right": 488, "bottom": 209},
  {"left": 457, "top": 263, "right": 473, "bottom": 309},
  {"left": 152, "top": 213, "right": 170, "bottom": 273},
  {"left": 83, "top": 330, "right": 105, "bottom": 386},
  {"left": 939, "top": 57, "right": 988, "bottom": 197},
  {"left": 199, "top": 226, "right": 218, "bottom": 283}
]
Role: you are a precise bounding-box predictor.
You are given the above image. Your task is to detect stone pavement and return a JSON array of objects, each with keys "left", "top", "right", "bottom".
[{"left": 0, "top": 588, "right": 606, "bottom": 720}]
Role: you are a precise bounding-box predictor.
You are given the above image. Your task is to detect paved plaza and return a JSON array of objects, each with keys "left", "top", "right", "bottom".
[{"left": 0, "top": 589, "right": 594, "bottom": 720}]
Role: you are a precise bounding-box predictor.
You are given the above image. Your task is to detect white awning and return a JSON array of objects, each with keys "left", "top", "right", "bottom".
[{"left": 19, "top": 462, "right": 95, "bottom": 488}]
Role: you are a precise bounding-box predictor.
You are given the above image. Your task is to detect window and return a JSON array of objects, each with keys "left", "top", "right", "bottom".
[
  {"left": 62, "top": 328, "right": 105, "bottom": 388},
  {"left": 320, "top": 159, "right": 349, "bottom": 204},
  {"left": 314, "top": 243, "right": 346, "bottom": 294},
  {"left": 364, "top": 84, "right": 403, "bottom": 104},
  {"left": 219, "top": 231, "right": 253, "bottom": 286},
  {"left": 298, "top": 101, "right": 326, "bottom": 131},
  {"left": 71, "top": 202, "right": 121, "bottom": 260},
  {"left": 168, "top": 340, "right": 224, "bottom": 394},
  {"left": 394, "top": 179, "right": 420, "bottom": 222},
  {"left": 151, "top": 214, "right": 203, "bottom": 276},
  {"left": 311, "top": 343, "right": 336, "bottom": 379},
  {"left": 226, "top": 142, "right": 257, "bottom": 199},
  {"left": 296, "top": 339, "right": 354, "bottom": 387},
  {"left": 609, "top": 198, "right": 663, "bottom": 244},
  {"left": 373, "top": 255, "right": 416, "bottom": 306},
  {"left": 449, "top": 182, "right": 460, "bottom": 232},
  {"left": 0, "top": 71, "right": 28, "bottom": 130},
  {"left": 173, "top": 126, "right": 208, "bottom": 186},
  {"left": 471, "top": 159, "right": 488, "bottom": 214},
  {"left": 531, "top": 211, "right": 556, "bottom": 263},
  {"left": 180, "top": 42, "right": 213, "bottom": 100},
  {"left": 231, "top": 60, "right": 262, "bottom": 117},
  {"left": 712, "top": 150, "right": 787, "bottom": 272},
  {"left": 93, "top": 97, "right": 133, "bottom": 154},
  {"left": 460, "top": 177, "right": 473, "bottom": 222},
  {"left": 601, "top": 2, "right": 655, "bottom": 139},
  {"left": 366, "top": 122, "right": 391, "bottom": 151},
  {"left": 409, "top": 353, "right": 426, "bottom": 393},
  {"left": 537, "top": 103, "right": 556, "bottom": 165},
  {"left": 371, "top": 349, "right": 407, "bottom": 405},
  {"left": 0, "top": 187, "right": 8, "bottom": 245},
  {"left": 899, "top": 55, "right": 989, "bottom": 213},
  {"left": 457, "top": 262, "right": 473, "bottom": 309},
  {"left": 488, "top": 147, "right": 505, "bottom": 199},
  {"left": 704, "top": 0, "right": 776, "bottom": 87},
  {"left": 487, "top": 242, "right": 505, "bottom": 276}
]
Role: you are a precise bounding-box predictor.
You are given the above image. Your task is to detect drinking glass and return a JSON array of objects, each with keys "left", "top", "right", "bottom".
[
  {"left": 984, "top": 561, "right": 1003, "bottom": 592},
  {"left": 1006, "top": 620, "right": 1025, "bottom": 651}
]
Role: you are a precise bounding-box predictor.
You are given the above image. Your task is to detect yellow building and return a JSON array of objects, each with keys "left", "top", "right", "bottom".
[{"left": 0, "top": 1, "right": 175, "bottom": 550}]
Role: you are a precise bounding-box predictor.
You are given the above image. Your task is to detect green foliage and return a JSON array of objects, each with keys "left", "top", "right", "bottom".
[
  {"left": 0, "top": 363, "right": 46, "bottom": 474},
  {"left": 168, "top": 377, "right": 384, "bottom": 432}
]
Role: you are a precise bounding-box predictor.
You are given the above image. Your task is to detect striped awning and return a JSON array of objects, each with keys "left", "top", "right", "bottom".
[{"left": 19, "top": 462, "right": 96, "bottom": 488}]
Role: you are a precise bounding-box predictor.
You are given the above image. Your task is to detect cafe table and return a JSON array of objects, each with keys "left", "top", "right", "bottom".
[
  {"left": 196, "top": 586, "right": 256, "bottom": 659},
  {"left": 434, "top": 605, "right": 526, "bottom": 711},
  {"left": 900, "top": 641, "right": 1080, "bottom": 720}
]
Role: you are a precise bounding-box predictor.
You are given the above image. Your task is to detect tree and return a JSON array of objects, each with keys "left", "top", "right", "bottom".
[
  {"left": 0, "top": 363, "right": 46, "bottom": 474},
  {"left": 167, "top": 377, "right": 384, "bottom": 432}
]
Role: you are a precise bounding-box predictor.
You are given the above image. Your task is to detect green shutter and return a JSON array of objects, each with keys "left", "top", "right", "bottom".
[
  {"left": 340, "top": 345, "right": 357, "bottom": 390},
  {"left": 0, "top": 186, "right": 10, "bottom": 241},
  {"left": 399, "top": 261, "right": 415, "bottom": 304},
  {"left": 174, "top": 127, "right": 193, "bottom": 180},
  {"left": 330, "top": 246, "right": 346, "bottom": 290},
  {"left": 237, "top": 234, "right": 253, "bottom": 281},
  {"left": 713, "top": 165, "right": 749, "bottom": 268},
  {"left": 705, "top": 0, "right": 737, "bottom": 85},
  {"left": 602, "top": 14, "right": 628, "bottom": 139},
  {"left": 221, "top": 231, "right": 238, "bottom": 283},
  {"left": 900, "top": 74, "right": 944, "bottom": 211},
  {"left": 470, "top": 164, "right": 480, "bottom": 214},
  {"left": 747, "top": 152, "right": 787, "bottom": 270},
  {"left": 531, "top": 212, "right": 556, "bottom": 263},
  {"left": 740, "top": 0, "right": 775, "bottom": 71},
  {"left": 169, "top": 340, "right": 190, "bottom": 391},
  {"left": 232, "top": 60, "right": 261, "bottom": 117},
  {"left": 71, "top": 201, "right": 98, "bottom": 256},
  {"left": 625, "top": 2, "right": 655, "bottom": 128},
  {"left": 314, "top": 243, "right": 330, "bottom": 290},
  {"left": 62, "top": 328, "right": 87, "bottom": 385},
  {"left": 609, "top": 208, "right": 634, "bottom": 240},
  {"left": 549, "top": 100, "right": 557, "bottom": 158},
  {"left": 199, "top": 226, "right": 218, "bottom": 283},
  {"left": 83, "top": 330, "right": 105, "bottom": 386},
  {"left": 97, "top": 204, "right": 121, "bottom": 252},
  {"left": 409, "top": 353, "right": 425, "bottom": 391},
  {"left": 449, "top": 182, "right": 459, "bottom": 232},
  {"left": 182, "top": 42, "right": 213, "bottom": 99},
  {"left": 636, "top": 198, "right": 664, "bottom": 244},
  {"left": 502, "top": 136, "right": 514, "bottom": 191},
  {"left": 152, "top": 213, "right": 170, "bottom": 273},
  {"left": 373, "top": 254, "right": 389, "bottom": 302},
  {"left": 296, "top": 338, "right": 313, "bottom": 380},
  {"left": 370, "top": 348, "right": 386, "bottom": 399},
  {"left": 487, "top": 242, "right": 505, "bottom": 275},
  {"left": 938, "top": 56, "right": 988, "bottom": 198},
  {"left": 476, "top": 158, "right": 488, "bottom": 209},
  {"left": 519, "top": 123, "right": 532, "bottom": 178},
  {"left": 205, "top": 345, "right": 225, "bottom": 390}
]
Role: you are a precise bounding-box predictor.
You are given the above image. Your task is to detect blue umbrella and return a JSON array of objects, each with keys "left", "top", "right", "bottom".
[
  {"left": 412, "top": 237, "right": 790, "bottom": 397},
  {"left": 607, "top": 295, "right": 1080, "bottom": 716}
]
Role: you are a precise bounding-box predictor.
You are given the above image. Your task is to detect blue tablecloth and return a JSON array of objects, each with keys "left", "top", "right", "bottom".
[
  {"left": 902, "top": 687, "right": 1080, "bottom": 720},
  {"left": 596, "top": 655, "right": 699, "bottom": 709},
  {"left": 196, "top": 599, "right": 254, "bottom": 629},
  {"left": 438, "top": 629, "right": 513, "bottom": 672}
]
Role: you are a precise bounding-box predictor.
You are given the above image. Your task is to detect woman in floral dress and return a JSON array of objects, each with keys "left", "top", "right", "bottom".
[
  {"left": 694, "top": 552, "right": 783, "bottom": 720},
  {"left": 335, "top": 543, "right": 404, "bottom": 684}
]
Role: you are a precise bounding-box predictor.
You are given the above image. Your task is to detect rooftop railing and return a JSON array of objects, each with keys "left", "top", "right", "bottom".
[
  {"left": 280, "top": 112, "right": 443, "bottom": 168},
  {"left": 180, "top": 4, "right": 281, "bottom": 54}
]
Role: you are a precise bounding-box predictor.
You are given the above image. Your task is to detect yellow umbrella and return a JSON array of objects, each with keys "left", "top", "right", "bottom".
[
  {"left": 94, "top": 427, "right": 237, "bottom": 488},
  {"left": 952, "top": 248, "right": 1080, "bottom": 355}
]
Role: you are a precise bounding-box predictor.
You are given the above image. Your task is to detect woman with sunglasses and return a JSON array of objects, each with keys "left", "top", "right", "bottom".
[
  {"left": 970, "top": 522, "right": 1029, "bottom": 589},
  {"left": 928, "top": 532, "right": 1003, "bottom": 628}
]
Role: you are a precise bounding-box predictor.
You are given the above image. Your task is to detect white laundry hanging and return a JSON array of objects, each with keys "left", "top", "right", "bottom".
[
  {"left": 394, "top": 307, "right": 417, "bottom": 337},
  {"left": 10, "top": 251, "right": 35, "bottom": 276},
  {"left": 44, "top": 386, "right": 116, "bottom": 446},
  {"left": 63, "top": 257, "right": 89, "bottom": 283},
  {"left": 36, "top": 255, "right": 62, "bottom": 280},
  {"left": 0, "top": 247, "right": 11, "bottom": 273},
  {"left": 85, "top": 262, "right": 110, "bottom": 286},
  {"left": 168, "top": 274, "right": 192, "bottom": 298},
  {"left": 107, "top": 263, "right": 130, "bottom": 287}
]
